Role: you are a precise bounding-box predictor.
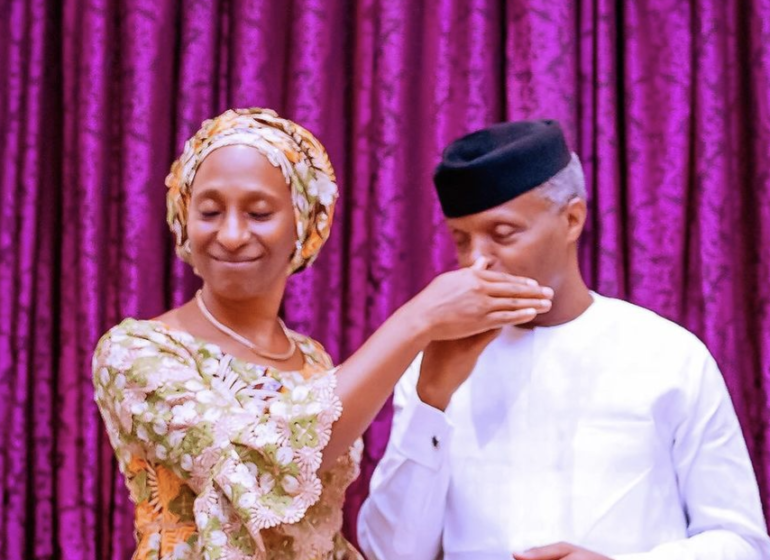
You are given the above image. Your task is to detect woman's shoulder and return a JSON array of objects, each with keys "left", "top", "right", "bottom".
[
  {"left": 91, "top": 318, "right": 213, "bottom": 403},
  {"left": 97, "top": 318, "right": 188, "bottom": 345},
  {"left": 287, "top": 329, "right": 335, "bottom": 369},
  {"left": 93, "top": 318, "right": 200, "bottom": 370}
]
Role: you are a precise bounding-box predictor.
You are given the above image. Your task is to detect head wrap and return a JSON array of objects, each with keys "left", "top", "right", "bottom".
[
  {"left": 433, "top": 119, "right": 571, "bottom": 217},
  {"left": 165, "top": 107, "right": 338, "bottom": 273}
]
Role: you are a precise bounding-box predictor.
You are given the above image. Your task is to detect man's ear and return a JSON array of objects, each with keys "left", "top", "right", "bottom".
[{"left": 564, "top": 197, "right": 587, "bottom": 243}]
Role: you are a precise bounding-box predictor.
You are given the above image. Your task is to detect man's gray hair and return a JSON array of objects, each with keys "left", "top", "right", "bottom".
[{"left": 534, "top": 152, "right": 586, "bottom": 206}]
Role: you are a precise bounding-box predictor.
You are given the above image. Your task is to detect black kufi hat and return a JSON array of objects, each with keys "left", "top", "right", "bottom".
[{"left": 433, "top": 120, "right": 571, "bottom": 218}]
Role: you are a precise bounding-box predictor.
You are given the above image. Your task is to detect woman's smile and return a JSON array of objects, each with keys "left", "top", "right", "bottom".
[{"left": 209, "top": 253, "right": 263, "bottom": 267}]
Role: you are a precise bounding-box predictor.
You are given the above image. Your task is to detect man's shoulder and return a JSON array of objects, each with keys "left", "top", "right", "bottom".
[
  {"left": 592, "top": 293, "right": 709, "bottom": 355},
  {"left": 588, "top": 295, "right": 719, "bottom": 395}
]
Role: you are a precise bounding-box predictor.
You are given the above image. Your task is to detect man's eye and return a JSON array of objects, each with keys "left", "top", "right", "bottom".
[
  {"left": 249, "top": 212, "right": 273, "bottom": 220},
  {"left": 493, "top": 227, "right": 518, "bottom": 240},
  {"left": 200, "top": 210, "right": 220, "bottom": 218}
]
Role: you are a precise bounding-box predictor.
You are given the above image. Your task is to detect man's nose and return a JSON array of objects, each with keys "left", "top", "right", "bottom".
[{"left": 468, "top": 238, "right": 498, "bottom": 269}]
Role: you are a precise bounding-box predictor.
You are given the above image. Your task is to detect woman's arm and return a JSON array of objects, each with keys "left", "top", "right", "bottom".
[{"left": 323, "top": 261, "right": 552, "bottom": 468}]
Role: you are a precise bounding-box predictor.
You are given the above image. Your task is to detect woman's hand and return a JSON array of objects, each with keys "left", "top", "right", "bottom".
[
  {"left": 406, "top": 257, "right": 553, "bottom": 342},
  {"left": 413, "top": 257, "right": 553, "bottom": 410},
  {"left": 324, "top": 258, "right": 552, "bottom": 468}
]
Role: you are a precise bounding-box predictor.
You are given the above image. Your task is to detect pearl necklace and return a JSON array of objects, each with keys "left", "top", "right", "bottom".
[{"left": 195, "top": 290, "right": 297, "bottom": 361}]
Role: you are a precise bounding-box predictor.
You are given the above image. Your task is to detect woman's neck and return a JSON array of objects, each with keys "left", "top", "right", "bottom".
[{"left": 199, "top": 283, "right": 286, "bottom": 344}]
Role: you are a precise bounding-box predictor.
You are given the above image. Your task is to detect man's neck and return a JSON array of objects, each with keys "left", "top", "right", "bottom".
[{"left": 529, "top": 273, "right": 593, "bottom": 328}]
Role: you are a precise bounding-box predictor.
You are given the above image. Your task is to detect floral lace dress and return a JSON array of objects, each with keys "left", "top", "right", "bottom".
[{"left": 92, "top": 319, "right": 363, "bottom": 560}]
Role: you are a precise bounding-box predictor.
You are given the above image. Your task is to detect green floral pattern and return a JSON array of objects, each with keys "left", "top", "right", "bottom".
[{"left": 93, "top": 319, "right": 362, "bottom": 560}]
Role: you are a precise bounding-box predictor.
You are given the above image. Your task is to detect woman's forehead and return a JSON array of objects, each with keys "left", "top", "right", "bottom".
[
  {"left": 197, "top": 144, "right": 273, "bottom": 172},
  {"left": 191, "top": 146, "right": 289, "bottom": 200}
]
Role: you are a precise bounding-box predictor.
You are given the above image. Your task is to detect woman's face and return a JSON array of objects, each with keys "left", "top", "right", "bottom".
[{"left": 187, "top": 145, "right": 297, "bottom": 300}]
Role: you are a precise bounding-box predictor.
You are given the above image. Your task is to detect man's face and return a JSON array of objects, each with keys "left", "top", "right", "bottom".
[{"left": 445, "top": 189, "right": 583, "bottom": 292}]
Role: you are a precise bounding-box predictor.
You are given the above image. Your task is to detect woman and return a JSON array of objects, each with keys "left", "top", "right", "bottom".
[{"left": 92, "top": 108, "right": 552, "bottom": 560}]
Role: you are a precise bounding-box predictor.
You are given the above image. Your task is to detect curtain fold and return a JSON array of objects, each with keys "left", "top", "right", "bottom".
[{"left": 2, "top": 0, "right": 769, "bottom": 557}]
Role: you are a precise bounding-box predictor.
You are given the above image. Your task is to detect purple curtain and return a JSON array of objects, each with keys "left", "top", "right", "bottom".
[{"left": 2, "top": 0, "right": 770, "bottom": 558}]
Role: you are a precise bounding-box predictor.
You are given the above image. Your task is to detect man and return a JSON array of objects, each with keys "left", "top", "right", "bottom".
[{"left": 357, "top": 120, "right": 770, "bottom": 560}]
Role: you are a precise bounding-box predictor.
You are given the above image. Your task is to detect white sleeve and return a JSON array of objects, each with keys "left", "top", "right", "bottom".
[
  {"left": 614, "top": 353, "right": 770, "bottom": 560},
  {"left": 358, "top": 354, "right": 454, "bottom": 560}
]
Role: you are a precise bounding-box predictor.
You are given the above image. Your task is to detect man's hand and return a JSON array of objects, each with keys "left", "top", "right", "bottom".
[
  {"left": 512, "top": 542, "right": 612, "bottom": 560},
  {"left": 416, "top": 328, "right": 501, "bottom": 410},
  {"left": 415, "top": 257, "right": 552, "bottom": 411}
]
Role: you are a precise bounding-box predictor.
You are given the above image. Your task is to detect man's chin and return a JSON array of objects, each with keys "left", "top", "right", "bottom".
[
  {"left": 522, "top": 308, "right": 553, "bottom": 328},
  {"left": 514, "top": 317, "right": 538, "bottom": 330}
]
